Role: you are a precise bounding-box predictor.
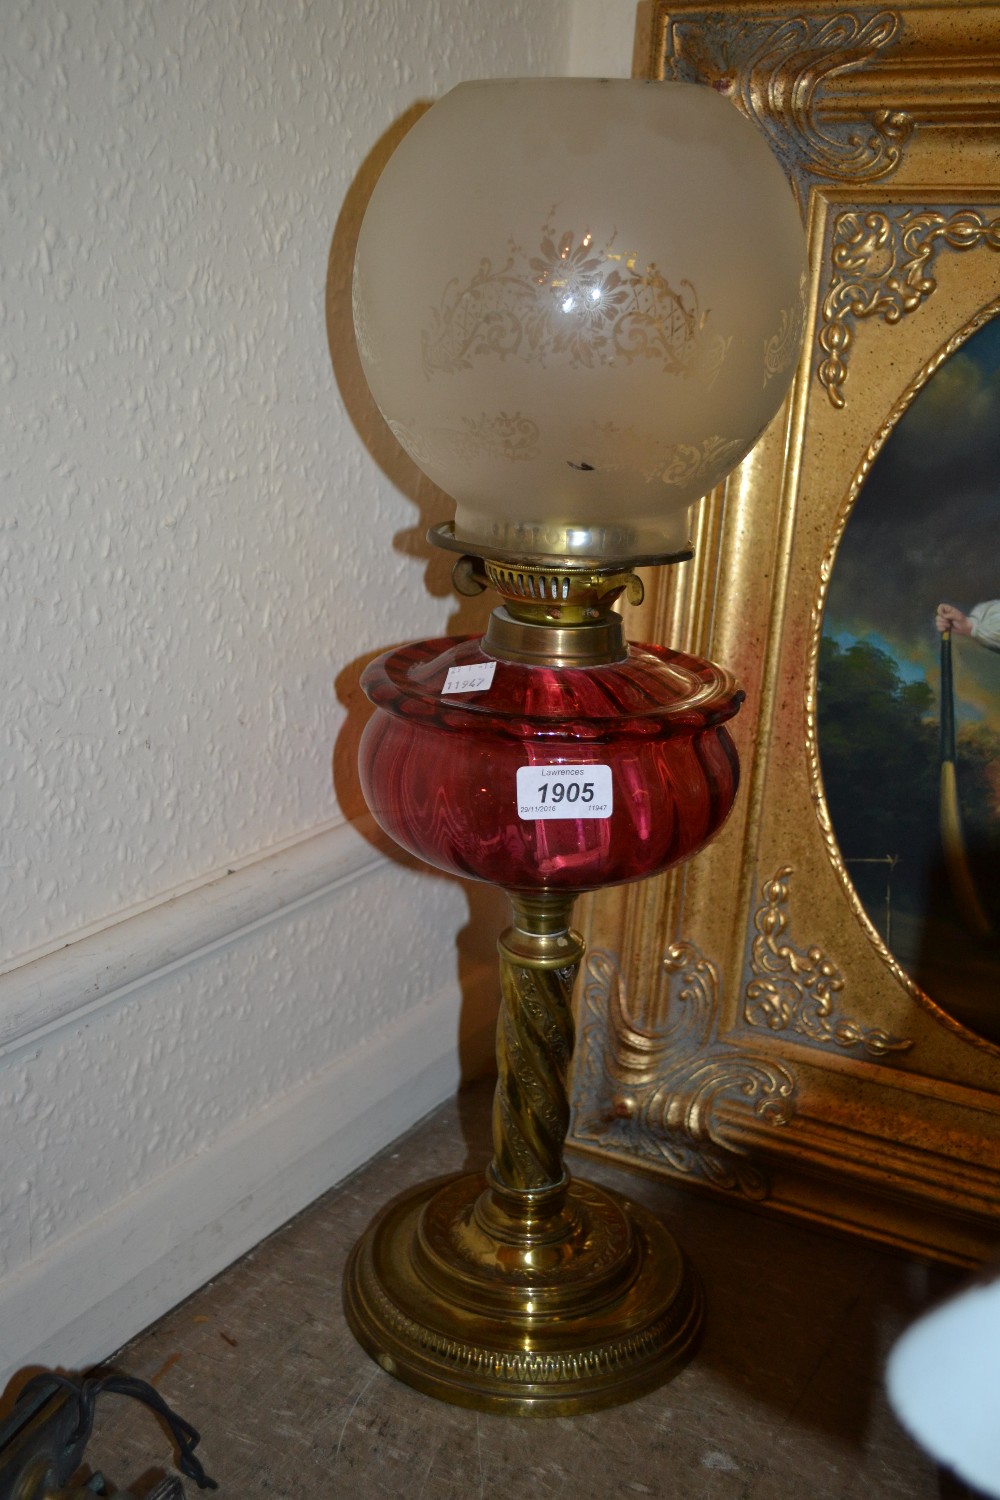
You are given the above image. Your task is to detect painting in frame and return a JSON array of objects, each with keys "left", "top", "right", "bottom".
[{"left": 569, "top": 0, "right": 1000, "bottom": 1265}]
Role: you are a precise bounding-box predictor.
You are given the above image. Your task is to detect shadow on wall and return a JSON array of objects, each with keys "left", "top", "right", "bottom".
[
  {"left": 325, "top": 99, "right": 493, "bottom": 621},
  {"left": 325, "top": 102, "right": 503, "bottom": 1095}
]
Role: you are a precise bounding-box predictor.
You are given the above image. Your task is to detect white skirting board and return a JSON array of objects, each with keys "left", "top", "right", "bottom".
[
  {"left": 0, "top": 818, "right": 497, "bottom": 1389},
  {"left": 0, "top": 816, "right": 386, "bottom": 1059},
  {"left": 0, "top": 973, "right": 496, "bottom": 1386}
]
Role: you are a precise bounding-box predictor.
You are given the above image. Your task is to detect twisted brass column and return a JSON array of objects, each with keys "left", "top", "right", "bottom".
[
  {"left": 344, "top": 888, "right": 704, "bottom": 1414},
  {"left": 491, "top": 892, "right": 580, "bottom": 1194}
]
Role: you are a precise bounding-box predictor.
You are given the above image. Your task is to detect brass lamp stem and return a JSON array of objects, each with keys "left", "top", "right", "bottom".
[
  {"left": 491, "top": 891, "right": 582, "bottom": 1196},
  {"left": 344, "top": 871, "right": 703, "bottom": 1411}
]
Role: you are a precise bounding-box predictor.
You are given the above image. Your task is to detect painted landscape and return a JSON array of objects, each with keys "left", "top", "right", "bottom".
[{"left": 818, "top": 314, "right": 1000, "bottom": 1045}]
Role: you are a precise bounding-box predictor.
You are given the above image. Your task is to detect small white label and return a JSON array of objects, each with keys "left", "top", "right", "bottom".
[
  {"left": 442, "top": 661, "right": 497, "bottom": 695},
  {"left": 517, "top": 764, "right": 613, "bottom": 820}
]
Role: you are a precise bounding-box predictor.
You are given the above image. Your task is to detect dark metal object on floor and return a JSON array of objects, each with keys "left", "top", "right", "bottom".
[
  {"left": 0, "top": 1372, "right": 214, "bottom": 1499},
  {"left": 0, "top": 1378, "right": 96, "bottom": 1499}
]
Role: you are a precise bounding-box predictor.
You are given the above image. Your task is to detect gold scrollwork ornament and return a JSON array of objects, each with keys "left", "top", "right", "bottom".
[
  {"left": 818, "top": 206, "right": 1000, "bottom": 407},
  {"left": 663, "top": 9, "right": 913, "bottom": 197},
  {"left": 571, "top": 943, "right": 796, "bottom": 1199},
  {"left": 744, "top": 867, "right": 912, "bottom": 1056}
]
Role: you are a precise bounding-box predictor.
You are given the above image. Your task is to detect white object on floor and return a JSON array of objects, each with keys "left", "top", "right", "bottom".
[{"left": 887, "top": 1272, "right": 1000, "bottom": 1498}]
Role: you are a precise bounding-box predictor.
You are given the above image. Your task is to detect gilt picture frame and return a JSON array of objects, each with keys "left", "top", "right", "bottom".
[{"left": 569, "top": 0, "right": 1000, "bottom": 1264}]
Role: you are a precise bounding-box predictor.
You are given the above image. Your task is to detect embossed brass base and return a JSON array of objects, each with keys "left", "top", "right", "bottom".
[
  {"left": 343, "top": 889, "right": 703, "bottom": 1415},
  {"left": 343, "top": 1169, "right": 703, "bottom": 1415}
]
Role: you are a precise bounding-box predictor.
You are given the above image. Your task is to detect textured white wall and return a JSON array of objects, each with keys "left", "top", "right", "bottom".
[
  {"left": 0, "top": 0, "right": 573, "bottom": 962},
  {"left": 567, "top": 0, "right": 641, "bottom": 75},
  {"left": 0, "top": 0, "right": 584, "bottom": 1381}
]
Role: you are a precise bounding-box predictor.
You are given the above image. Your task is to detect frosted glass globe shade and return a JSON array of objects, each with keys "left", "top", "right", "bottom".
[{"left": 354, "top": 79, "right": 806, "bottom": 563}]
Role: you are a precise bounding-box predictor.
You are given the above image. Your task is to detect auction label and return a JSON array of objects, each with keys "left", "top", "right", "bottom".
[
  {"left": 516, "top": 764, "right": 613, "bottom": 820},
  {"left": 442, "top": 661, "right": 497, "bottom": 695}
]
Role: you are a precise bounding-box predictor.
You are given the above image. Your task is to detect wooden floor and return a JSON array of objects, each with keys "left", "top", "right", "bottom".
[{"left": 75, "top": 1080, "right": 976, "bottom": 1498}]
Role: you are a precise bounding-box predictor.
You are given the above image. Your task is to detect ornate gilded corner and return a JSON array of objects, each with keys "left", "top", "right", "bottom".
[
  {"left": 661, "top": 9, "right": 912, "bottom": 200},
  {"left": 818, "top": 205, "right": 1000, "bottom": 406},
  {"left": 744, "top": 867, "right": 912, "bottom": 1055},
  {"left": 570, "top": 941, "right": 796, "bottom": 1199}
]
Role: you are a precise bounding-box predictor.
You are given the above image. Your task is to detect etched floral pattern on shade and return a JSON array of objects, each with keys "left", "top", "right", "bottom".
[
  {"left": 438, "top": 411, "right": 541, "bottom": 465},
  {"left": 421, "top": 216, "right": 722, "bottom": 380},
  {"left": 387, "top": 418, "right": 748, "bottom": 488},
  {"left": 387, "top": 412, "right": 540, "bottom": 470},
  {"left": 763, "top": 273, "right": 808, "bottom": 387},
  {"left": 588, "top": 426, "right": 748, "bottom": 488},
  {"left": 385, "top": 417, "right": 435, "bottom": 471}
]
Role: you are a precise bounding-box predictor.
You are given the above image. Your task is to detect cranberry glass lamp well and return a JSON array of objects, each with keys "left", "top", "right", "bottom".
[
  {"left": 359, "top": 635, "right": 743, "bottom": 891},
  {"left": 342, "top": 77, "right": 805, "bottom": 1415}
]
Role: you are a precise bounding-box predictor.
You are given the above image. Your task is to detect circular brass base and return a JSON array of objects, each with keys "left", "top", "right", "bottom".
[{"left": 343, "top": 1171, "right": 703, "bottom": 1416}]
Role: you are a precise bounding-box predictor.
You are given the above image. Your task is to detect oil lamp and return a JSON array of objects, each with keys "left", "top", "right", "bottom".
[{"left": 343, "top": 78, "right": 805, "bottom": 1414}]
